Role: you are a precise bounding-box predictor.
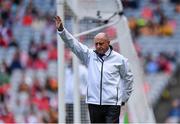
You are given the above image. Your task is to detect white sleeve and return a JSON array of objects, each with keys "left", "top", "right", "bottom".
[
  {"left": 79, "top": 65, "right": 88, "bottom": 96},
  {"left": 58, "top": 28, "right": 91, "bottom": 65},
  {"left": 119, "top": 58, "right": 133, "bottom": 103}
]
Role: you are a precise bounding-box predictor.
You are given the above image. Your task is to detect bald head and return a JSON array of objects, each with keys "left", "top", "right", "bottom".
[
  {"left": 94, "top": 32, "right": 110, "bottom": 42},
  {"left": 94, "top": 32, "right": 110, "bottom": 54}
]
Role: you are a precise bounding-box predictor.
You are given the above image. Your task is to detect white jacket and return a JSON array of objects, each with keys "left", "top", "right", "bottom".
[{"left": 58, "top": 28, "right": 133, "bottom": 105}]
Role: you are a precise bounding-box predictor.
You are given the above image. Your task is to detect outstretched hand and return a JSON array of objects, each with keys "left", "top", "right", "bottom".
[{"left": 54, "top": 16, "right": 64, "bottom": 31}]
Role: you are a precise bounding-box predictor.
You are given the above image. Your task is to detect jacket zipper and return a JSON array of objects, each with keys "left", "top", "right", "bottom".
[
  {"left": 116, "top": 87, "right": 118, "bottom": 105},
  {"left": 100, "top": 59, "right": 104, "bottom": 105}
]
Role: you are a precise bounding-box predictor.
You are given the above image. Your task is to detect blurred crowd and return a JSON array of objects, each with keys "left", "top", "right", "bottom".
[
  {"left": 0, "top": 0, "right": 59, "bottom": 123},
  {"left": 128, "top": 3, "right": 178, "bottom": 38},
  {"left": 143, "top": 52, "right": 177, "bottom": 74},
  {"left": 123, "top": 0, "right": 180, "bottom": 123},
  {"left": 0, "top": 0, "right": 180, "bottom": 123},
  {"left": 125, "top": 0, "right": 180, "bottom": 74}
]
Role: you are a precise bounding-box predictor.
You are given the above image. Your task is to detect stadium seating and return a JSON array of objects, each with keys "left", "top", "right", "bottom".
[{"left": 0, "top": 0, "right": 179, "bottom": 123}]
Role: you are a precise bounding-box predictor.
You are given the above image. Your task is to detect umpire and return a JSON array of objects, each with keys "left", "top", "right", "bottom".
[{"left": 54, "top": 16, "right": 133, "bottom": 123}]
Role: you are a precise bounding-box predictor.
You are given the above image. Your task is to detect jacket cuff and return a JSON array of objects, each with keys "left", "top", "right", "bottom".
[
  {"left": 57, "top": 28, "right": 65, "bottom": 34},
  {"left": 121, "top": 102, "right": 125, "bottom": 106}
]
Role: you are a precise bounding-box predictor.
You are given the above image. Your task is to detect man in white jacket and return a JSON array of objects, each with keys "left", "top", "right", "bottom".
[{"left": 54, "top": 16, "right": 133, "bottom": 123}]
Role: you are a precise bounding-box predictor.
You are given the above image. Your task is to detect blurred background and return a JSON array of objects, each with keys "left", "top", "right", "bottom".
[{"left": 0, "top": 0, "right": 180, "bottom": 123}]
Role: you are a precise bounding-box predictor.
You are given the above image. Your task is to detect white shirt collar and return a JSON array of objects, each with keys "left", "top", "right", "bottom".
[{"left": 104, "top": 47, "right": 111, "bottom": 57}]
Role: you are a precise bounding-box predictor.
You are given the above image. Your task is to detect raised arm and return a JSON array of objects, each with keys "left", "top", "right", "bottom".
[{"left": 54, "top": 16, "right": 90, "bottom": 65}]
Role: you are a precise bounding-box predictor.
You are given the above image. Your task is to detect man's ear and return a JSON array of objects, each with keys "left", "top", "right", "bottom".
[{"left": 108, "top": 40, "right": 110, "bottom": 44}]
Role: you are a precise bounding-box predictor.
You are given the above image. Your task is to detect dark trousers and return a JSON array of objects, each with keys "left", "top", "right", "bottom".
[{"left": 88, "top": 104, "right": 121, "bottom": 123}]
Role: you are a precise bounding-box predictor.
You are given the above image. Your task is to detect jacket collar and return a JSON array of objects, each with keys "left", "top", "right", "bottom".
[
  {"left": 94, "top": 45, "right": 113, "bottom": 58},
  {"left": 104, "top": 45, "right": 113, "bottom": 57}
]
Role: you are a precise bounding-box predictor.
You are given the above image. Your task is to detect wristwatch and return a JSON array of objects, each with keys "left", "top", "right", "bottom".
[{"left": 58, "top": 24, "right": 64, "bottom": 31}]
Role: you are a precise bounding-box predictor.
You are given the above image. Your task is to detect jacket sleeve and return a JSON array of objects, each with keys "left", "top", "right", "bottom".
[
  {"left": 58, "top": 28, "right": 90, "bottom": 65},
  {"left": 119, "top": 57, "right": 133, "bottom": 103}
]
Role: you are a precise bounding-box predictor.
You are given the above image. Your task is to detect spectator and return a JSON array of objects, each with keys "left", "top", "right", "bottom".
[
  {"left": 38, "top": 35, "right": 48, "bottom": 51},
  {"left": 157, "top": 53, "right": 172, "bottom": 74},
  {"left": 48, "top": 41, "right": 57, "bottom": 61},
  {"left": 27, "top": 55, "right": 47, "bottom": 70},
  {"left": 8, "top": 37, "right": 19, "bottom": 48},
  {"left": 145, "top": 55, "right": 159, "bottom": 74},
  {"left": 45, "top": 77, "right": 58, "bottom": 92},
  {"left": 0, "top": 34, "right": 8, "bottom": 48},
  {"left": 9, "top": 49, "right": 23, "bottom": 72},
  {"left": 28, "top": 40, "right": 39, "bottom": 60},
  {"left": 166, "top": 99, "right": 180, "bottom": 123}
]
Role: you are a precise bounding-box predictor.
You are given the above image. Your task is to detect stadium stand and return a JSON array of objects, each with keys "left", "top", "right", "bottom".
[
  {"left": 123, "top": 0, "right": 180, "bottom": 122},
  {"left": 0, "top": 0, "right": 179, "bottom": 123}
]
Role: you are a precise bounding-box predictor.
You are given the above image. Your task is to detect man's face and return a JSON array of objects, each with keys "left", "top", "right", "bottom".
[{"left": 94, "top": 33, "right": 110, "bottom": 54}]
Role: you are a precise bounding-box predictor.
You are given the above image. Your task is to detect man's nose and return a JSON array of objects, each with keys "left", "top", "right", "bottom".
[{"left": 96, "top": 44, "right": 100, "bottom": 48}]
